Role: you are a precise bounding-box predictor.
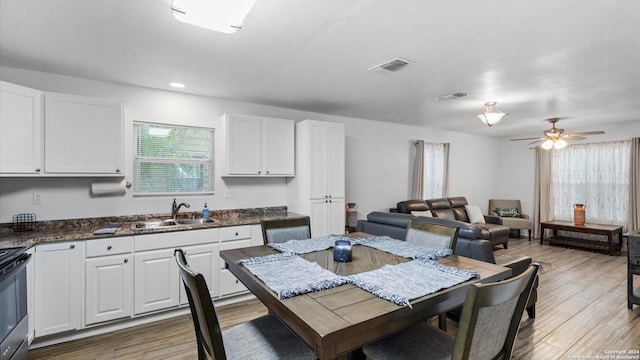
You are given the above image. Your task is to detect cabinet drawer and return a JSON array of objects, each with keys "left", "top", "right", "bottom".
[
  {"left": 86, "top": 237, "right": 133, "bottom": 257},
  {"left": 220, "top": 226, "right": 251, "bottom": 242},
  {"left": 220, "top": 269, "right": 248, "bottom": 296},
  {"left": 219, "top": 240, "right": 252, "bottom": 268}
]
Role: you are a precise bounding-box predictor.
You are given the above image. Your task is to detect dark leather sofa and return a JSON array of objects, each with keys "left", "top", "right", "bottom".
[
  {"left": 397, "top": 197, "right": 510, "bottom": 249},
  {"left": 356, "top": 211, "right": 537, "bottom": 318}
]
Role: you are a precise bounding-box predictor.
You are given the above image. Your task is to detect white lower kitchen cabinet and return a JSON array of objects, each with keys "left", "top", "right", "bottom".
[
  {"left": 85, "top": 254, "right": 133, "bottom": 325},
  {"left": 133, "top": 228, "right": 219, "bottom": 315},
  {"left": 133, "top": 248, "right": 180, "bottom": 315},
  {"left": 218, "top": 225, "right": 261, "bottom": 297},
  {"left": 179, "top": 243, "right": 220, "bottom": 305},
  {"left": 84, "top": 236, "right": 133, "bottom": 326},
  {"left": 309, "top": 197, "right": 346, "bottom": 237},
  {"left": 34, "top": 242, "right": 83, "bottom": 337}
]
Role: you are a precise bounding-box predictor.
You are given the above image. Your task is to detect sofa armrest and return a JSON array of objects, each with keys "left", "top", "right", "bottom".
[
  {"left": 520, "top": 213, "right": 530, "bottom": 220},
  {"left": 483, "top": 215, "right": 503, "bottom": 225}
]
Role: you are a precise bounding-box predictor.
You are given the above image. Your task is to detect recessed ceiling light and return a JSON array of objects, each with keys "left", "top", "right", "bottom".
[{"left": 169, "top": 82, "right": 186, "bottom": 88}]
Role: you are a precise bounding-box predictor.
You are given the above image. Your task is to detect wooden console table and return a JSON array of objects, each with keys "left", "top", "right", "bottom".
[{"left": 540, "top": 220, "right": 623, "bottom": 256}]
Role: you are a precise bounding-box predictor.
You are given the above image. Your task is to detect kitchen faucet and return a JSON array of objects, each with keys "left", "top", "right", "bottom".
[{"left": 171, "top": 198, "right": 191, "bottom": 219}]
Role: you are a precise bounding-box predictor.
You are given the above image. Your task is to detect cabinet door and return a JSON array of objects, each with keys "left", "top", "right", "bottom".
[
  {"left": 310, "top": 199, "right": 328, "bottom": 237},
  {"left": 226, "top": 114, "right": 262, "bottom": 175},
  {"left": 328, "top": 198, "right": 346, "bottom": 235},
  {"left": 178, "top": 244, "right": 219, "bottom": 305},
  {"left": 309, "top": 122, "right": 329, "bottom": 199},
  {"left": 85, "top": 254, "right": 132, "bottom": 325},
  {"left": 134, "top": 249, "right": 179, "bottom": 315},
  {"left": 0, "top": 81, "right": 43, "bottom": 175},
  {"left": 262, "top": 118, "right": 294, "bottom": 176},
  {"left": 327, "top": 123, "right": 345, "bottom": 198},
  {"left": 35, "top": 242, "right": 80, "bottom": 337},
  {"left": 44, "top": 93, "right": 123, "bottom": 175}
]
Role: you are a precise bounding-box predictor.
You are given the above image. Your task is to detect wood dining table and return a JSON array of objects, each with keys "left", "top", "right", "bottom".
[{"left": 219, "top": 232, "right": 512, "bottom": 360}]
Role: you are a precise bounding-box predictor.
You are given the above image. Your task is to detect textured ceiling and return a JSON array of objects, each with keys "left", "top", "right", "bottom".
[{"left": 1, "top": 0, "right": 639, "bottom": 139}]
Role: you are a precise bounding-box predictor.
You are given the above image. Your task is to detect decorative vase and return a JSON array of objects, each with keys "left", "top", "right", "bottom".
[{"left": 573, "top": 204, "right": 586, "bottom": 226}]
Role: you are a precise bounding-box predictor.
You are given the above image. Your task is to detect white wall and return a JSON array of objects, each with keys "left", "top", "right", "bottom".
[{"left": 7, "top": 66, "right": 636, "bottom": 224}]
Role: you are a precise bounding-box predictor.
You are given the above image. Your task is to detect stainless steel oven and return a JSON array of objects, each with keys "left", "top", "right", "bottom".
[{"left": 0, "top": 247, "right": 31, "bottom": 360}]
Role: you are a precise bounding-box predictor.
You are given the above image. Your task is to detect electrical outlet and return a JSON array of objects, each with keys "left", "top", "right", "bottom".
[
  {"left": 33, "top": 192, "right": 44, "bottom": 204},
  {"left": 224, "top": 189, "right": 234, "bottom": 199}
]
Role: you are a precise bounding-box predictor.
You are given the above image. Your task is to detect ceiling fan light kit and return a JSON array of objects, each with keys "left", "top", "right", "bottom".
[
  {"left": 477, "top": 102, "right": 507, "bottom": 127},
  {"left": 510, "top": 118, "right": 605, "bottom": 150}
]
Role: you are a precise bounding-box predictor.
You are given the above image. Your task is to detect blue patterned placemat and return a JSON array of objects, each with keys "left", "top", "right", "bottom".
[
  {"left": 241, "top": 252, "right": 348, "bottom": 299},
  {"left": 269, "top": 234, "right": 452, "bottom": 261},
  {"left": 349, "top": 235, "right": 453, "bottom": 260},
  {"left": 347, "top": 258, "right": 479, "bottom": 308}
]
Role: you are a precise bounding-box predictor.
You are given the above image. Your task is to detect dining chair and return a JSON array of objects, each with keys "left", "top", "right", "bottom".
[
  {"left": 174, "top": 249, "right": 316, "bottom": 360},
  {"left": 363, "top": 263, "right": 539, "bottom": 360},
  {"left": 261, "top": 217, "right": 312, "bottom": 244},
  {"left": 405, "top": 219, "right": 459, "bottom": 251}
]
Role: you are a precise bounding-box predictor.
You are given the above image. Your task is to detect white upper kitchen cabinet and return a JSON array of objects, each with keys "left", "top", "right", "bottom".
[
  {"left": 0, "top": 81, "right": 43, "bottom": 175},
  {"left": 221, "top": 113, "right": 294, "bottom": 177},
  {"left": 44, "top": 92, "right": 124, "bottom": 176}
]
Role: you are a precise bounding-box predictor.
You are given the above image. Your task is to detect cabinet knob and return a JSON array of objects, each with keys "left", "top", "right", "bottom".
[
  {"left": 70, "top": 244, "right": 75, "bottom": 249},
  {"left": 329, "top": 195, "right": 332, "bottom": 198},
  {"left": 124, "top": 258, "right": 128, "bottom": 263},
  {"left": 235, "top": 232, "right": 239, "bottom": 236},
  {"left": 258, "top": 170, "right": 261, "bottom": 174},
  {"left": 115, "top": 168, "right": 121, "bottom": 173},
  {"left": 35, "top": 168, "right": 41, "bottom": 172},
  {"left": 329, "top": 200, "right": 332, "bottom": 203},
  {"left": 266, "top": 170, "right": 270, "bottom": 174},
  {"left": 107, "top": 245, "right": 112, "bottom": 250}
]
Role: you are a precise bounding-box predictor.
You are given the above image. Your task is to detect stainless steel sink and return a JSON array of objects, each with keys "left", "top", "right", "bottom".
[
  {"left": 130, "top": 219, "right": 179, "bottom": 230},
  {"left": 175, "top": 218, "right": 217, "bottom": 225},
  {"left": 130, "top": 217, "right": 217, "bottom": 230}
]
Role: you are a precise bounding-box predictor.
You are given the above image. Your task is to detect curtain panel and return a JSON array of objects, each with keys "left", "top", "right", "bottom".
[{"left": 550, "top": 140, "right": 631, "bottom": 228}]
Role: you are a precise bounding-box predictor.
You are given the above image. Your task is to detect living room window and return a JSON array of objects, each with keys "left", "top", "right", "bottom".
[
  {"left": 550, "top": 140, "right": 631, "bottom": 226},
  {"left": 412, "top": 140, "right": 449, "bottom": 200},
  {"left": 133, "top": 122, "right": 214, "bottom": 195},
  {"left": 423, "top": 142, "right": 449, "bottom": 199}
]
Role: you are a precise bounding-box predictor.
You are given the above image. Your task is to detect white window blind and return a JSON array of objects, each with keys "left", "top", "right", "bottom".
[{"left": 134, "top": 122, "right": 214, "bottom": 195}]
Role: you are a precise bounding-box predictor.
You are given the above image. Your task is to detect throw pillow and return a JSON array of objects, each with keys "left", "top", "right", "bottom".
[
  {"left": 465, "top": 205, "right": 486, "bottom": 224},
  {"left": 411, "top": 210, "right": 433, "bottom": 217},
  {"left": 495, "top": 207, "right": 520, "bottom": 217}
]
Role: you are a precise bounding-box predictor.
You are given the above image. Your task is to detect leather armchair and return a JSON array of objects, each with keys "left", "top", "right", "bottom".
[{"left": 488, "top": 199, "right": 533, "bottom": 241}]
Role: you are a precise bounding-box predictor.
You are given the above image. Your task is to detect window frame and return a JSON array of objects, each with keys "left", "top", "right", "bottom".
[{"left": 133, "top": 121, "right": 215, "bottom": 196}]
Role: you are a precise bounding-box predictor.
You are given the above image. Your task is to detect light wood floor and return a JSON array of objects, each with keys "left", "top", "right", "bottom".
[{"left": 29, "top": 238, "right": 640, "bottom": 359}]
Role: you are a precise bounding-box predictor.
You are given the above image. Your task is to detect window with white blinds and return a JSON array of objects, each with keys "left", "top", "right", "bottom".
[{"left": 133, "top": 122, "right": 214, "bottom": 195}]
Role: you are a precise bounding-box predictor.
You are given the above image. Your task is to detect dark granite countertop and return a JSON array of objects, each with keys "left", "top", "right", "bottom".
[{"left": 0, "top": 206, "right": 306, "bottom": 249}]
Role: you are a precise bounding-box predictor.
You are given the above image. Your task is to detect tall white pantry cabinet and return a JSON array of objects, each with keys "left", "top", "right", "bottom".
[{"left": 287, "top": 120, "right": 345, "bottom": 237}]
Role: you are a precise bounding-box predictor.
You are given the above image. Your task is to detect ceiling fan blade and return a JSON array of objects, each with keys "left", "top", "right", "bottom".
[
  {"left": 569, "top": 136, "right": 587, "bottom": 140},
  {"left": 565, "top": 131, "right": 605, "bottom": 136},
  {"left": 510, "top": 137, "right": 545, "bottom": 141},
  {"left": 528, "top": 139, "right": 544, "bottom": 145}
]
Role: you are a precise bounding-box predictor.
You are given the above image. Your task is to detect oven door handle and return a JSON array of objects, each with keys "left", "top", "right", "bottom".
[{"left": 0, "top": 253, "right": 31, "bottom": 278}]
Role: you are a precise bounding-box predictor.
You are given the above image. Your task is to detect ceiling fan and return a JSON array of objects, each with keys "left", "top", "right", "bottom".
[{"left": 510, "top": 118, "right": 605, "bottom": 149}]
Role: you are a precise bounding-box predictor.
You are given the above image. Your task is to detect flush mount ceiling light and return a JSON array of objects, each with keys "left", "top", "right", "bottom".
[
  {"left": 477, "top": 102, "right": 507, "bottom": 127},
  {"left": 171, "top": 0, "right": 256, "bottom": 34},
  {"left": 169, "top": 82, "right": 185, "bottom": 88}
]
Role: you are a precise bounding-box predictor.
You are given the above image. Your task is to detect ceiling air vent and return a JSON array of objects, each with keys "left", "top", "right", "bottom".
[
  {"left": 435, "top": 92, "right": 468, "bottom": 100},
  {"left": 368, "top": 57, "right": 414, "bottom": 72}
]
